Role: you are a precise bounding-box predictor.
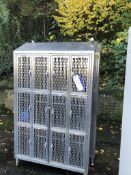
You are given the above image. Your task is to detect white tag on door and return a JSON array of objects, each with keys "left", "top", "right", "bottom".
[{"left": 73, "top": 75, "right": 84, "bottom": 91}]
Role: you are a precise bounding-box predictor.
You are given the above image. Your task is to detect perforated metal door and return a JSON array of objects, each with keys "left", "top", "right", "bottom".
[
  {"left": 17, "top": 56, "right": 31, "bottom": 88},
  {"left": 33, "top": 93, "right": 49, "bottom": 126},
  {"left": 71, "top": 56, "right": 89, "bottom": 93},
  {"left": 51, "top": 95, "right": 67, "bottom": 128},
  {"left": 33, "top": 93, "right": 49, "bottom": 161},
  {"left": 49, "top": 94, "right": 67, "bottom": 164},
  {"left": 18, "top": 92, "right": 31, "bottom": 123},
  {"left": 34, "top": 56, "right": 49, "bottom": 90},
  {"left": 68, "top": 134, "right": 85, "bottom": 168},
  {"left": 52, "top": 56, "right": 68, "bottom": 91},
  {"left": 17, "top": 126, "right": 30, "bottom": 156},
  {"left": 50, "top": 131, "right": 66, "bottom": 164},
  {"left": 33, "top": 128, "right": 48, "bottom": 160},
  {"left": 70, "top": 96, "right": 87, "bottom": 131}
]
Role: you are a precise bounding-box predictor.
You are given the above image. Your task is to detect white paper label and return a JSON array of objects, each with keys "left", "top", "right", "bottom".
[{"left": 73, "top": 75, "right": 84, "bottom": 91}]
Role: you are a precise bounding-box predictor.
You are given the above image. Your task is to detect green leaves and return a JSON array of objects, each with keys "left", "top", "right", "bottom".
[
  {"left": 0, "top": 0, "right": 9, "bottom": 24},
  {"left": 54, "top": 0, "right": 130, "bottom": 41}
]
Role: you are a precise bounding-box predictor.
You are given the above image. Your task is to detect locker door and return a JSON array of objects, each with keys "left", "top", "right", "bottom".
[
  {"left": 17, "top": 56, "right": 31, "bottom": 89},
  {"left": 33, "top": 128, "right": 48, "bottom": 161},
  {"left": 32, "top": 93, "right": 49, "bottom": 162},
  {"left": 51, "top": 55, "right": 69, "bottom": 92},
  {"left": 33, "top": 93, "right": 49, "bottom": 126},
  {"left": 51, "top": 95, "right": 67, "bottom": 129},
  {"left": 69, "top": 96, "right": 88, "bottom": 131},
  {"left": 17, "top": 126, "right": 31, "bottom": 156},
  {"left": 68, "top": 134, "right": 86, "bottom": 169},
  {"left": 33, "top": 55, "right": 50, "bottom": 90},
  {"left": 71, "top": 55, "right": 91, "bottom": 94},
  {"left": 16, "top": 92, "right": 32, "bottom": 157},
  {"left": 49, "top": 94, "right": 68, "bottom": 165},
  {"left": 17, "top": 92, "right": 31, "bottom": 123},
  {"left": 50, "top": 131, "right": 66, "bottom": 164},
  {"left": 49, "top": 55, "right": 69, "bottom": 165}
]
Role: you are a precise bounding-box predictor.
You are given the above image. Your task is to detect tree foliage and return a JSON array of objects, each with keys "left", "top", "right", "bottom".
[
  {"left": 100, "top": 30, "right": 128, "bottom": 87},
  {"left": 54, "top": 0, "right": 131, "bottom": 41},
  {"left": 0, "top": 0, "right": 56, "bottom": 76}
]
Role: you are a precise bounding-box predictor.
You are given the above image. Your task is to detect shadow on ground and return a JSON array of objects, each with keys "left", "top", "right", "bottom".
[{"left": 0, "top": 104, "right": 121, "bottom": 175}]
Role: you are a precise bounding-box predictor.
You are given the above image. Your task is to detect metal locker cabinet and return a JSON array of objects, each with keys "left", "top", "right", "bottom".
[{"left": 14, "top": 42, "right": 100, "bottom": 175}]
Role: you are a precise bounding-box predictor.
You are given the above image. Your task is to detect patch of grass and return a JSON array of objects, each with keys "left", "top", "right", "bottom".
[
  {"left": 0, "top": 104, "right": 13, "bottom": 131},
  {"left": 0, "top": 74, "right": 13, "bottom": 89},
  {"left": 0, "top": 79, "right": 13, "bottom": 89}
]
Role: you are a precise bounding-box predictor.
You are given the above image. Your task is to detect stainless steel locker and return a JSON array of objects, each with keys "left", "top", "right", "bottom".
[{"left": 14, "top": 42, "right": 100, "bottom": 175}]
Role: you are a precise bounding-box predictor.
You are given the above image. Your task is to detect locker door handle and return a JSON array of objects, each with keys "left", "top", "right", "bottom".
[
  {"left": 71, "top": 72, "right": 74, "bottom": 76},
  {"left": 29, "top": 70, "right": 32, "bottom": 76},
  {"left": 29, "top": 139, "right": 31, "bottom": 146},
  {"left": 44, "top": 142, "right": 47, "bottom": 148},
  {"left": 70, "top": 111, "right": 72, "bottom": 116},
  {"left": 45, "top": 72, "right": 49, "bottom": 78},
  {"left": 51, "top": 144, "right": 53, "bottom": 149},
  {"left": 29, "top": 105, "right": 31, "bottom": 111},
  {"left": 45, "top": 107, "right": 48, "bottom": 114},
  {"left": 51, "top": 108, "right": 54, "bottom": 115},
  {"left": 68, "top": 146, "right": 71, "bottom": 152}
]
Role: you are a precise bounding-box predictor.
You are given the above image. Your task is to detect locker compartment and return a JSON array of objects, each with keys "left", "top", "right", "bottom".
[
  {"left": 50, "top": 131, "right": 66, "bottom": 164},
  {"left": 34, "top": 56, "right": 49, "bottom": 89},
  {"left": 17, "top": 126, "right": 30, "bottom": 156},
  {"left": 51, "top": 95, "right": 67, "bottom": 128},
  {"left": 52, "top": 56, "right": 68, "bottom": 91},
  {"left": 18, "top": 92, "right": 31, "bottom": 123},
  {"left": 70, "top": 96, "right": 87, "bottom": 131},
  {"left": 71, "top": 56, "right": 89, "bottom": 93},
  {"left": 33, "top": 128, "right": 48, "bottom": 160},
  {"left": 69, "top": 134, "right": 85, "bottom": 168},
  {"left": 34, "top": 93, "right": 48, "bottom": 125},
  {"left": 17, "top": 56, "right": 31, "bottom": 88}
]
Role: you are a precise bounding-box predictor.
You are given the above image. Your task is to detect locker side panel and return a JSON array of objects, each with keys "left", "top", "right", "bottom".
[{"left": 90, "top": 51, "right": 100, "bottom": 161}]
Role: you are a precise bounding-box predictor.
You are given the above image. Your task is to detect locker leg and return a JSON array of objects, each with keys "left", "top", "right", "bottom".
[{"left": 16, "top": 159, "right": 19, "bottom": 166}]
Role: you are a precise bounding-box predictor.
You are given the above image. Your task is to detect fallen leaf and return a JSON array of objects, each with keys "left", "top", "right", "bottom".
[{"left": 99, "top": 127, "right": 103, "bottom": 131}]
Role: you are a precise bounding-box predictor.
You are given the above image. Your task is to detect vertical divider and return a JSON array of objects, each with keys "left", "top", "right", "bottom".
[
  {"left": 14, "top": 53, "right": 18, "bottom": 157},
  {"left": 48, "top": 53, "right": 52, "bottom": 163},
  {"left": 30, "top": 55, "right": 34, "bottom": 158},
  {"left": 66, "top": 54, "right": 70, "bottom": 165},
  {"left": 67, "top": 53, "right": 72, "bottom": 165}
]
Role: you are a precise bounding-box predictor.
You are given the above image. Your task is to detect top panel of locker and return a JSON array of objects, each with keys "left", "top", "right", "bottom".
[{"left": 14, "top": 42, "right": 101, "bottom": 54}]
